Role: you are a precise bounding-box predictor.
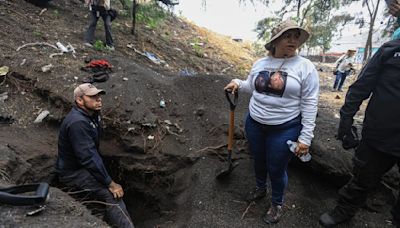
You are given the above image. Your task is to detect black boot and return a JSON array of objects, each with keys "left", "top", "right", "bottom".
[
  {"left": 245, "top": 186, "right": 267, "bottom": 202},
  {"left": 319, "top": 207, "right": 353, "bottom": 227}
]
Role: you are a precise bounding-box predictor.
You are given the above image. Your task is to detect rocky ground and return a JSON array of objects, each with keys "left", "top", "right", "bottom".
[{"left": 0, "top": 0, "right": 398, "bottom": 227}]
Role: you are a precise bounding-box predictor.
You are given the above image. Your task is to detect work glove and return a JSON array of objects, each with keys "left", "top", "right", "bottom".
[{"left": 337, "top": 118, "right": 360, "bottom": 150}]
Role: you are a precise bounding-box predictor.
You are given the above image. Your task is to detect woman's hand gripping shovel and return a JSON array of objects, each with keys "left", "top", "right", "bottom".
[{"left": 216, "top": 89, "right": 240, "bottom": 179}]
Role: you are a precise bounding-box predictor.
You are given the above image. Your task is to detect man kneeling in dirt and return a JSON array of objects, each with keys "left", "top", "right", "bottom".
[{"left": 55, "top": 83, "right": 134, "bottom": 228}]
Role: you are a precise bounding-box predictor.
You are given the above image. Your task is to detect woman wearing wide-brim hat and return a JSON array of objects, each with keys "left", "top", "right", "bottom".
[{"left": 224, "top": 20, "right": 319, "bottom": 224}]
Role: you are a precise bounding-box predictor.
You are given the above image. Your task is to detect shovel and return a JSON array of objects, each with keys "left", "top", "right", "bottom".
[{"left": 216, "top": 89, "right": 240, "bottom": 179}]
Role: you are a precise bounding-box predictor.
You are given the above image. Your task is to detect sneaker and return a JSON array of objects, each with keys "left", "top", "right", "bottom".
[
  {"left": 263, "top": 204, "right": 283, "bottom": 224},
  {"left": 83, "top": 42, "right": 93, "bottom": 48},
  {"left": 246, "top": 186, "right": 267, "bottom": 202},
  {"left": 106, "top": 45, "right": 115, "bottom": 51},
  {"left": 319, "top": 208, "right": 352, "bottom": 227}
]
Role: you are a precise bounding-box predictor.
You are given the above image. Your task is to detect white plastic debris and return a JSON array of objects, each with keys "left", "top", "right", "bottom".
[
  {"left": 20, "top": 59, "right": 26, "bottom": 66},
  {"left": 159, "top": 99, "right": 166, "bottom": 108},
  {"left": 147, "top": 135, "right": 155, "bottom": 140},
  {"left": 123, "top": 77, "right": 128, "bottom": 81},
  {"left": 56, "top": 42, "right": 69, "bottom": 53},
  {"left": 0, "top": 92, "right": 8, "bottom": 102},
  {"left": 0, "top": 66, "right": 9, "bottom": 76},
  {"left": 34, "top": 110, "right": 50, "bottom": 123}
]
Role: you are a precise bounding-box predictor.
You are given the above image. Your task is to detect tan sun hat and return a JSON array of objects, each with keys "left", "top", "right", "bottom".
[
  {"left": 73, "top": 83, "right": 105, "bottom": 99},
  {"left": 264, "top": 20, "right": 310, "bottom": 51}
]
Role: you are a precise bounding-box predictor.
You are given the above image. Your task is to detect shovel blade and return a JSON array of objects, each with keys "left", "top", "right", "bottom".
[{"left": 215, "top": 162, "right": 239, "bottom": 180}]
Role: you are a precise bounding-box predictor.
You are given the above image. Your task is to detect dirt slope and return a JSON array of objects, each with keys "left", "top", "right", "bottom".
[{"left": 0, "top": 0, "right": 397, "bottom": 228}]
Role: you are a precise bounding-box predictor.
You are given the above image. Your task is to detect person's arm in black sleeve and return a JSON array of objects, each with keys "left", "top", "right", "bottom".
[
  {"left": 337, "top": 47, "right": 384, "bottom": 145},
  {"left": 68, "top": 121, "right": 112, "bottom": 186},
  {"left": 340, "top": 48, "right": 383, "bottom": 119}
]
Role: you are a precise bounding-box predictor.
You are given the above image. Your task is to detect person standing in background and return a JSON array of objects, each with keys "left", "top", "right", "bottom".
[{"left": 333, "top": 49, "right": 356, "bottom": 92}]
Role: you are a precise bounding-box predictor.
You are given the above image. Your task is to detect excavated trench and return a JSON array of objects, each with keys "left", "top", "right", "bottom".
[{"left": 0, "top": 74, "right": 195, "bottom": 225}]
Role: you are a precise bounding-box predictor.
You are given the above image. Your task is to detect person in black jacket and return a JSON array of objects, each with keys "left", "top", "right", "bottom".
[
  {"left": 319, "top": 2, "right": 400, "bottom": 227},
  {"left": 56, "top": 83, "right": 134, "bottom": 228}
]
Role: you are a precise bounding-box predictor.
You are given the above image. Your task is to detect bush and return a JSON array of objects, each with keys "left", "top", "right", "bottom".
[{"left": 136, "top": 2, "right": 168, "bottom": 29}]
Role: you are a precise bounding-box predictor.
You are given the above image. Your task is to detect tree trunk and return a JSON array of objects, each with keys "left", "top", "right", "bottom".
[
  {"left": 362, "top": 0, "right": 381, "bottom": 63},
  {"left": 131, "top": 0, "right": 138, "bottom": 35}
]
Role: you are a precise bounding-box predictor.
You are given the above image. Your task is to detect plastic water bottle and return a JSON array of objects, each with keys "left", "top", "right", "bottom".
[{"left": 287, "top": 140, "right": 312, "bottom": 162}]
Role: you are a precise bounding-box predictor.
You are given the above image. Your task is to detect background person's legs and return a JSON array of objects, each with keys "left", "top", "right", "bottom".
[
  {"left": 102, "top": 14, "right": 114, "bottom": 47},
  {"left": 337, "top": 72, "right": 349, "bottom": 91},
  {"left": 84, "top": 11, "right": 99, "bottom": 44},
  {"left": 333, "top": 72, "right": 342, "bottom": 90}
]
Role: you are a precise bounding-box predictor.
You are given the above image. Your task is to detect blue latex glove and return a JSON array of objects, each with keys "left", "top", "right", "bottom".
[{"left": 393, "top": 18, "right": 400, "bottom": 40}]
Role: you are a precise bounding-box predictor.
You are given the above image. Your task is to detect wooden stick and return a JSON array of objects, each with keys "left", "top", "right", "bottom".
[
  {"left": 241, "top": 201, "right": 255, "bottom": 220},
  {"left": 82, "top": 200, "right": 134, "bottom": 227},
  {"left": 16, "top": 42, "right": 58, "bottom": 51},
  {"left": 194, "top": 144, "right": 226, "bottom": 154}
]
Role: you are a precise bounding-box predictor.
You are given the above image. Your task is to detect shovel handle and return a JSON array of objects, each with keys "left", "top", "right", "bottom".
[
  {"left": 228, "top": 110, "right": 235, "bottom": 151},
  {"left": 225, "top": 89, "right": 238, "bottom": 111},
  {"left": 225, "top": 90, "right": 238, "bottom": 152}
]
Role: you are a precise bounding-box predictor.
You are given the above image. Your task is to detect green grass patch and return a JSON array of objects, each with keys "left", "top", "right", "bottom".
[{"left": 94, "top": 40, "right": 105, "bottom": 51}]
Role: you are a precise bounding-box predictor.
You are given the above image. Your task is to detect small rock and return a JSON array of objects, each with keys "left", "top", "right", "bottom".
[
  {"left": 34, "top": 110, "right": 50, "bottom": 123},
  {"left": 0, "top": 66, "right": 9, "bottom": 76},
  {"left": 194, "top": 107, "right": 205, "bottom": 116},
  {"left": 74, "top": 76, "right": 78, "bottom": 80},
  {"left": 135, "top": 97, "right": 142, "bottom": 104},
  {"left": 0, "top": 92, "right": 8, "bottom": 102},
  {"left": 122, "top": 77, "right": 128, "bottom": 81},
  {"left": 335, "top": 95, "right": 341, "bottom": 99},
  {"left": 41, "top": 64, "right": 53, "bottom": 73}
]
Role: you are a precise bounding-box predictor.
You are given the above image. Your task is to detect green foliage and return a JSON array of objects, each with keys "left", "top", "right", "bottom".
[
  {"left": 136, "top": 2, "right": 168, "bottom": 29},
  {"left": 190, "top": 38, "right": 205, "bottom": 57},
  {"left": 53, "top": 9, "right": 59, "bottom": 17},
  {"left": 33, "top": 31, "right": 42, "bottom": 37},
  {"left": 254, "top": 0, "right": 355, "bottom": 53},
  {"left": 254, "top": 17, "right": 280, "bottom": 40},
  {"left": 94, "top": 40, "right": 105, "bottom": 51},
  {"left": 251, "top": 42, "right": 267, "bottom": 57}
]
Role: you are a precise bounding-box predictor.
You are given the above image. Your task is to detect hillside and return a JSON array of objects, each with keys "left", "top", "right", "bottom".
[{"left": 0, "top": 1, "right": 397, "bottom": 228}]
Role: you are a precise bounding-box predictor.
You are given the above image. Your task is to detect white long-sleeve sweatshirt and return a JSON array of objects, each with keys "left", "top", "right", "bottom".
[{"left": 233, "top": 55, "right": 319, "bottom": 146}]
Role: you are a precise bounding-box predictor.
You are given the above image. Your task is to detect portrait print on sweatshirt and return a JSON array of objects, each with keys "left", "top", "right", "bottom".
[{"left": 254, "top": 70, "right": 288, "bottom": 97}]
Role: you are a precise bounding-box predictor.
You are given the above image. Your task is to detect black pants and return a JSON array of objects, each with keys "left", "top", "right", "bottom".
[
  {"left": 336, "top": 140, "right": 400, "bottom": 225},
  {"left": 59, "top": 169, "right": 134, "bottom": 228},
  {"left": 84, "top": 8, "right": 114, "bottom": 47}
]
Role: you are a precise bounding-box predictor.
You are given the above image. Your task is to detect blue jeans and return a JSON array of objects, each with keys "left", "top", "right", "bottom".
[
  {"left": 85, "top": 9, "right": 114, "bottom": 47},
  {"left": 333, "top": 71, "right": 349, "bottom": 90},
  {"left": 245, "top": 114, "right": 302, "bottom": 206}
]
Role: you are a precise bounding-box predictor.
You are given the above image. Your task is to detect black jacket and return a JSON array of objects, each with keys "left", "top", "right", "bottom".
[
  {"left": 340, "top": 39, "right": 400, "bottom": 156},
  {"left": 56, "top": 106, "right": 112, "bottom": 186}
]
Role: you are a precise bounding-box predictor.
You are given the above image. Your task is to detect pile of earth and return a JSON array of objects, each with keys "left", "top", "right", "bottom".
[{"left": 0, "top": 0, "right": 399, "bottom": 227}]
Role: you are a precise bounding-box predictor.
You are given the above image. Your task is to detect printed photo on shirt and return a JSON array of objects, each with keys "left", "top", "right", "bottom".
[{"left": 254, "top": 70, "right": 288, "bottom": 97}]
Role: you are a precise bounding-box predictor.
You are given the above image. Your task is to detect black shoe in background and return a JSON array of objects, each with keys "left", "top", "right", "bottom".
[
  {"left": 246, "top": 186, "right": 267, "bottom": 202},
  {"left": 319, "top": 207, "right": 352, "bottom": 228}
]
